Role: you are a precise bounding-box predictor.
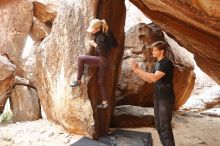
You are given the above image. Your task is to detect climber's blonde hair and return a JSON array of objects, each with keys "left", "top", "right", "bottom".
[
  {"left": 101, "top": 19, "right": 109, "bottom": 33},
  {"left": 86, "top": 19, "right": 109, "bottom": 33}
]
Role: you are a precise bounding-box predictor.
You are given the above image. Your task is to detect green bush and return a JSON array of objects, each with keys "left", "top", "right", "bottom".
[{"left": 0, "top": 111, "right": 13, "bottom": 123}]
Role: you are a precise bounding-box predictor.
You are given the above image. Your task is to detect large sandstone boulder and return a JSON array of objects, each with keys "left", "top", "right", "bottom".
[
  {"left": 111, "top": 105, "right": 154, "bottom": 128},
  {"left": 22, "top": 0, "right": 59, "bottom": 85},
  {"left": 36, "top": 0, "right": 125, "bottom": 138},
  {"left": 117, "top": 23, "right": 161, "bottom": 107},
  {"left": 130, "top": 0, "right": 220, "bottom": 85},
  {"left": 117, "top": 23, "right": 195, "bottom": 109},
  {"left": 10, "top": 76, "right": 41, "bottom": 122},
  {"left": 29, "top": 18, "right": 51, "bottom": 42},
  {"left": 32, "top": 0, "right": 58, "bottom": 24},
  {"left": 0, "top": 0, "right": 33, "bottom": 72},
  {"left": 182, "top": 67, "right": 220, "bottom": 111},
  {"left": 0, "top": 54, "right": 16, "bottom": 114},
  {"left": 0, "top": 0, "right": 16, "bottom": 6},
  {"left": 0, "top": 55, "right": 41, "bottom": 121},
  {"left": 36, "top": 0, "right": 97, "bottom": 137},
  {"left": 165, "top": 34, "right": 196, "bottom": 109},
  {"left": 15, "top": 0, "right": 58, "bottom": 122}
]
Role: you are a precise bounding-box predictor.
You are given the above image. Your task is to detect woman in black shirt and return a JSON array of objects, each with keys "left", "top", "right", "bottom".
[
  {"left": 70, "top": 19, "right": 117, "bottom": 109},
  {"left": 131, "top": 41, "right": 175, "bottom": 146}
]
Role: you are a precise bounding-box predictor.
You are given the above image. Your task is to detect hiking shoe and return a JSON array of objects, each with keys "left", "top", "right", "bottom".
[{"left": 70, "top": 80, "right": 81, "bottom": 87}]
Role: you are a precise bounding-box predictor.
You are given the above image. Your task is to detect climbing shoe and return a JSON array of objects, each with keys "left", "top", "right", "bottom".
[
  {"left": 70, "top": 80, "right": 81, "bottom": 87},
  {"left": 96, "top": 100, "right": 108, "bottom": 109}
]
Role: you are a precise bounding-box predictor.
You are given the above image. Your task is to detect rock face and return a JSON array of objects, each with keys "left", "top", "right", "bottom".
[
  {"left": 32, "top": 1, "right": 57, "bottom": 24},
  {"left": 0, "top": 54, "right": 16, "bottom": 114},
  {"left": 0, "top": 0, "right": 42, "bottom": 122},
  {"left": 117, "top": 23, "right": 162, "bottom": 107},
  {"left": 10, "top": 76, "right": 41, "bottom": 122},
  {"left": 111, "top": 105, "right": 154, "bottom": 128},
  {"left": 29, "top": 18, "right": 51, "bottom": 42},
  {"left": 21, "top": 0, "right": 57, "bottom": 85},
  {"left": 36, "top": 0, "right": 125, "bottom": 138},
  {"left": 0, "top": 0, "right": 33, "bottom": 72},
  {"left": 17, "top": 0, "right": 56, "bottom": 122},
  {"left": 0, "top": 55, "right": 41, "bottom": 121},
  {"left": 117, "top": 23, "right": 195, "bottom": 109},
  {"left": 130, "top": 0, "right": 220, "bottom": 85},
  {"left": 165, "top": 34, "right": 196, "bottom": 109},
  {"left": 182, "top": 67, "right": 220, "bottom": 111},
  {"left": 36, "top": 0, "right": 97, "bottom": 137},
  {"left": 0, "top": 55, "right": 16, "bottom": 82}
]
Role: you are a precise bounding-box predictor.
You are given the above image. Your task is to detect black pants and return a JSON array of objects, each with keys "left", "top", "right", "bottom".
[
  {"left": 154, "top": 97, "right": 175, "bottom": 146},
  {"left": 77, "top": 55, "right": 108, "bottom": 100}
]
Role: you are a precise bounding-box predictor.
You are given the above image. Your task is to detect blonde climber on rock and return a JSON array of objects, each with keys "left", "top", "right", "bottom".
[{"left": 70, "top": 19, "right": 117, "bottom": 109}]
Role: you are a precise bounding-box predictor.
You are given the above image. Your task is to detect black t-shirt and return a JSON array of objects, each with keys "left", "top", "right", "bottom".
[
  {"left": 153, "top": 57, "right": 175, "bottom": 100},
  {"left": 153, "top": 57, "right": 174, "bottom": 84},
  {"left": 94, "top": 31, "right": 117, "bottom": 57}
]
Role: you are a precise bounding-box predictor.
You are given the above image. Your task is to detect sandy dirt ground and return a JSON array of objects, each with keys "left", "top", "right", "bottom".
[
  {"left": 0, "top": 111, "right": 220, "bottom": 146},
  {"left": 127, "top": 111, "right": 220, "bottom": 146}
]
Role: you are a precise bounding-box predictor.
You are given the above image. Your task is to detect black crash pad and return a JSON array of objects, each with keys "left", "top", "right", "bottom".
[
  {"left": 71, "top": 129, "right": 152, "bottom": 146},
  {"left": 99, "top": 129, "right": 152, "bottom": 146},
  {"left": 71, "top": 137, "right": 108, "bottom": 146}
]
